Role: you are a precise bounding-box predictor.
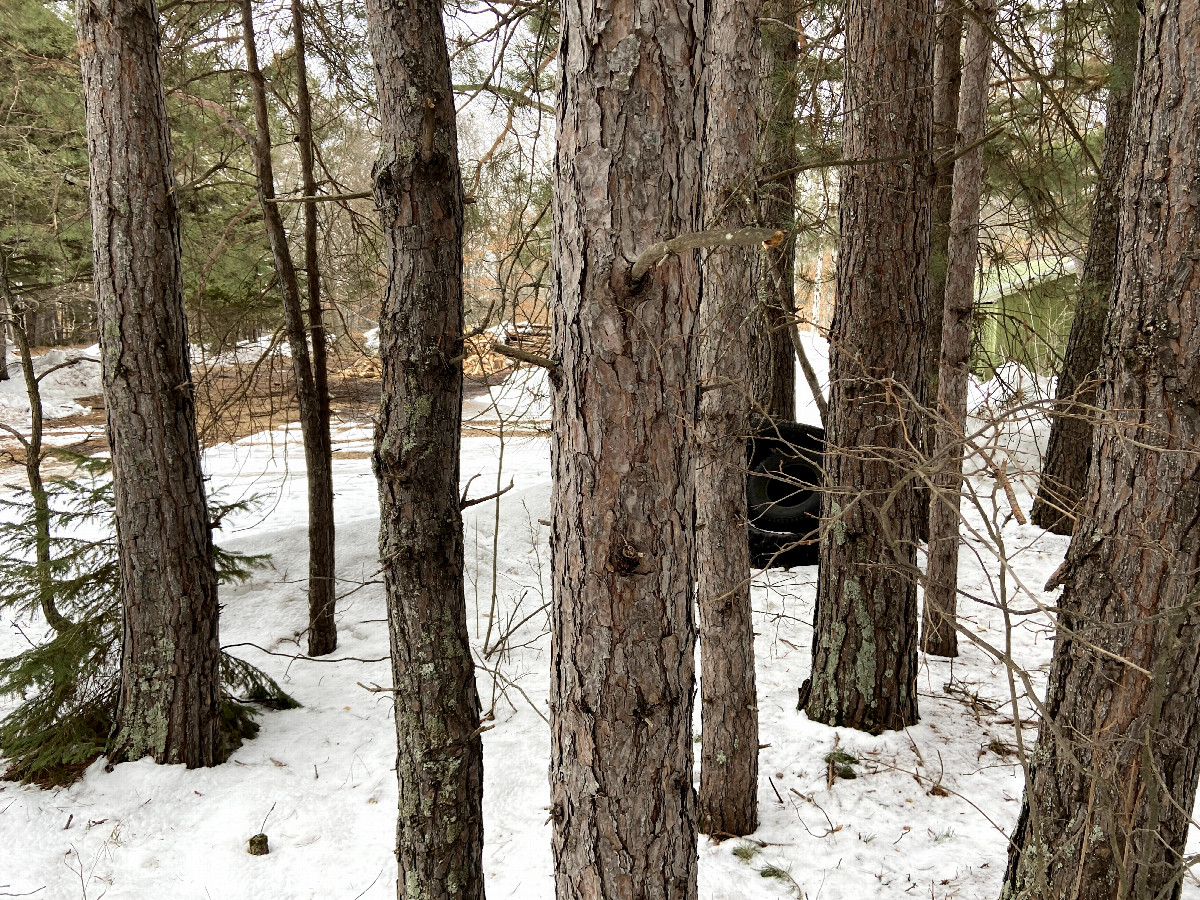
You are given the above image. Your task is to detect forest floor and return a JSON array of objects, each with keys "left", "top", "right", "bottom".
[{"left": 1, "top": 333, "right": 1198, "bottom": 899}]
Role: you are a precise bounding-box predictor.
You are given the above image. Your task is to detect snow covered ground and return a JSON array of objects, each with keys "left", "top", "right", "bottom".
[
  {"left": 2, "top": 342, "right": 1198, "bottom": 899},
  {"left": 0, "top": 345, "right": 102, "bottom": 427}
]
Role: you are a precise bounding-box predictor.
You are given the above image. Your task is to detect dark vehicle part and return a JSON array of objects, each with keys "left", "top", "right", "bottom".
[{"left": 746, "top": 420, "right": 824, "bottom": 568}]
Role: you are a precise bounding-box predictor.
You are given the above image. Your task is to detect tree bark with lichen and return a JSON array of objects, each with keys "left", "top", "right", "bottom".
[
  {"left": 77, "top": 0, "right": 221, "bottom": 767},
  {"left": 364, "top": 0, "right": 485, "bottom": 897},
  {"left": 805, "top": 0, "right": 934, "bottom": 734}
]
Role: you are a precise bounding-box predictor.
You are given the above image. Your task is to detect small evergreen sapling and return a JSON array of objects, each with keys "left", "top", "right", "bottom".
[{"left": 0, "top": 454, "right": 297, "bottom": 785}]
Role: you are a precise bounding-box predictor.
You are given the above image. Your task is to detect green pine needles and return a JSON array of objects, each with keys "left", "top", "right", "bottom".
[{"left": 0, "top": 454, "right": 298, "bottom": 786}]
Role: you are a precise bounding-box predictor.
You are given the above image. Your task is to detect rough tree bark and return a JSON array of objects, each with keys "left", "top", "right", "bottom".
[
  {"left": 696, "top": 0, "right": 761, "bottom": 838},
  {"left": 922, "top": 0, "right": 994, "bottom": 660},
  {"left": 549, "top": 0, "right": 704, "bottom": 892},
  {"left": 364, "top": 1, "right": 485, "bottom": 897},
  {"left": 917, "top": 0, "right": 964, "bottom": 533},
  {"left": 1002, "top": 3, "right": 1200, "bottom": 897},
  {"left": 753, "top": 0, "right": 799, "bottom": 421},
  {"left": 1029, "top": 0, "right": 1138, "bottom": 536},
  {"left": 290, "top": 0, "right": 338, "bottom": 655},
  {"left": 805, "top": 0, "right": 934, "bottom": 733},
  {"left": 77, "top": 0, "right": 221, "bottom": 766},
  {"left": 239, "top": 0, "right": 337, "bottom": 657}
]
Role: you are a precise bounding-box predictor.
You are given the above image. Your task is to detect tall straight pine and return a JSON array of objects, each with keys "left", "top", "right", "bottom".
[
  {"left": 77, "top": 0, "right": 222, "bottom": 765},
  {"left": 549, "top": 0, "right": 705, "bottom": 892},
  {"left": 696, "top": 0, "right": 763, "bottom": 838},
  {"left": 805, "top": 0, "right": 935, "bottom": 732},
  {"left": 1002, "top": 2, "right": 1200, "bottom": 897},
  {"left": 365, "top": 0, "right": 485, "bottom": 896}
]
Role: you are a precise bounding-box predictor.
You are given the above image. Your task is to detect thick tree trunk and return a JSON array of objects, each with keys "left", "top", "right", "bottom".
[
  {"left": 805, "top": 0, "right": 934, "bottom": 733},
  {"left": 238, "top": 0, "right": 337, "bottom": 656},
  {"left": 696, "top": 0, "right": 761, "bottom": 839},
  {"left": 290, "top": 0, "right": 337, "bottom": 656},
  {"left": 77, "top": 0, "right": 221, "bottom": 767},
  {"left": 549, "top": 0, "right": 704, "bottom": 892},
  {"left": 922, "top": 0, "right": 993, "bottom": 660},
  {"left": 753, "top": 0, "right": 799, "bottom": 421},
  {"left": 364, "top": 3, "right": 485, "bottom": 898},
  {"left": 1029, "top": 0, "right": 1138, "bottom": 536},
  {"left": 917, "top": 0, "right": 964, "bottom": 534},
  {"left": 1002, "top": 4, "right": 1200, "bottom": 896}
]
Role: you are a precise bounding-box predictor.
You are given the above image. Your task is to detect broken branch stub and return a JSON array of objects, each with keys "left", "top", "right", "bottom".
[{"left": 630, "top": 227, "right": 784, "bottom": 282}]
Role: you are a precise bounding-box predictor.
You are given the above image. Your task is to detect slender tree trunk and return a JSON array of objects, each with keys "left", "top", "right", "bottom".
[
  {"left": 696, "top": 0, "right": 761, "bottom": 838},
  {"left": 1002, "top": 3, "right": 1200, "bottom": 896},
  {"left": 753, "top": 0, "right": 799, "bottom": 421},
  {"left": 922, "top": 0, "right": 993, "bottom": 660},
  {"left": 290, "top": 0, "right": 337, "bottom": 656},
  {"left": 550, "top": 0, "right": 704, "bottom": 892},
  {"left": 917, "top": 0, "right": 964, "bottom": 535},
  {"left": 364, "top": 2, "right": 485, "bottom": 897},
  {"left": 239, "top": 0, "right": 337, "bottom": 656},
  {"left": 9, "top": 318, "right": 67, "bottom": 632},
  {"left": 1029, "top": 0, "right": 1138, "bottom": 536},
  {"left": 805, "top": 0, "right": 934, "bottom": 734},
  {"left": 77, "top": 0, "right": 221, "bottom": 767},
  {"left": 0, "top": 274, "right": 9, "bottom": 382}
]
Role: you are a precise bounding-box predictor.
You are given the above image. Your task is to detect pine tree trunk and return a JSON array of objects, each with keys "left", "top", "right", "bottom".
[
  {"left": 550, "top": 0, "right": 704, "bottom": 892},
  {"left": 77, "top": 0, "right": 221, "bottom": 767},
  {"left": 753, "top": 0, "right": 799, "bottom": 421},
  {"left": 805, "top": 0, "right": 934, "bottom": 733},
  {"left": 290, "top": 0, "right": 337, "bottom": 656},
  {"left": 917, "top": 0, "right": 964, "bottom": 535},
  {"left": 922, "top": 0, "right": 993, "bottom": 660},
  {"left": 1028, "top": 0, "right": 1138, "bottom": 536},
  {"left": 0, "top": 274, "right": 9, "bottom": 382},
  {"left": 696, "top": 0, "right": 761, "bottom": 839},
  {"left": 238, "top": 0, "right": 337, "bottom": 656},
  {"left": 1002, "top": 4, "right": 1200, "bottom": 896},
  {"left": 364, "top": 3, "right": 485, "bottom": 898}
]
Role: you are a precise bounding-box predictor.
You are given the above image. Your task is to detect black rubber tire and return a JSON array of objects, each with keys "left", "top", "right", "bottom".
[
  {"left": 747, "top": 418, "right": 824, "bottom": 470},
  {"left": 746, "top": 449, "right": 822, "bottom": 533},
  {"left": 748, "top": 525, "right": 819, "bottom": 568}
]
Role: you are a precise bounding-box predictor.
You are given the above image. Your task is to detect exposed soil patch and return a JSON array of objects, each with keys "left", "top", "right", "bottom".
[{"left": 1, "top": 344, "right": 514, "bottom": 482}]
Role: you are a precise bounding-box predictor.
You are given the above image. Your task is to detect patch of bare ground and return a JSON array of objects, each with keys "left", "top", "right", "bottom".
[{"left": 1, "top": 343, "right": 518, "bottom": 481}]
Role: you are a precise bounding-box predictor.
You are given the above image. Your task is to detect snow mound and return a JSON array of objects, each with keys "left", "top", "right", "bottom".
[
  {"left": 969, "top": 360, "right": 1056, "bottom": 414},
  {"left": 192, "top": 335, "right": 290, "bottom": 368},
  {"left": 0, "top": 345, "right": 102, "bottom": 426}
]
